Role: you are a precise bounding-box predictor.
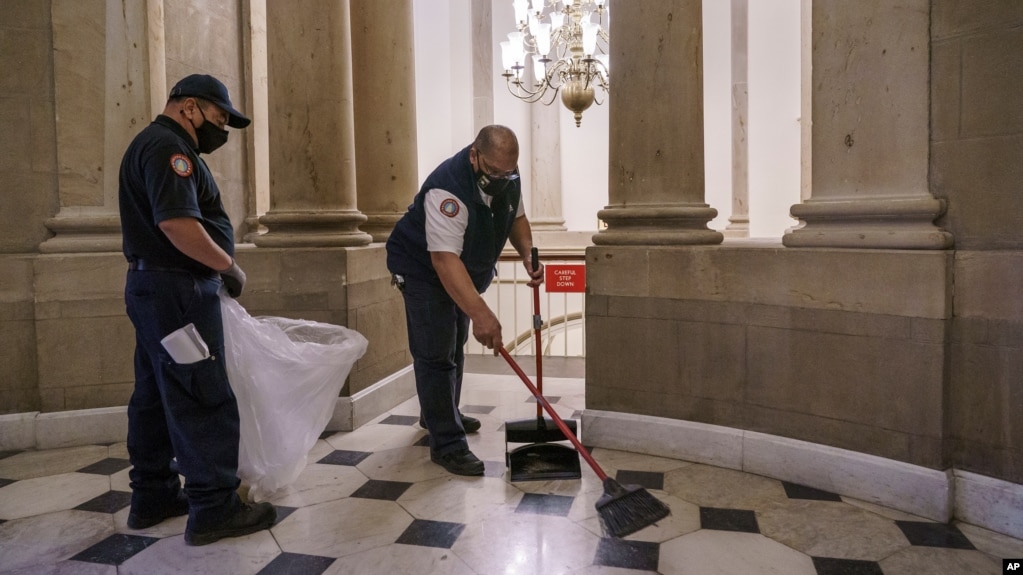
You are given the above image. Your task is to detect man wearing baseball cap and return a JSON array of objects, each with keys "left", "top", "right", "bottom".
[{"left": 118, "top": 73, "right": 275, "bottom": 546}]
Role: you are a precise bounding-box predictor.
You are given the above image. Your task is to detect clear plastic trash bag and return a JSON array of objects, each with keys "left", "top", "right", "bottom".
[{"left": 219, "top": 291, "right": 368, "bottom": 501}]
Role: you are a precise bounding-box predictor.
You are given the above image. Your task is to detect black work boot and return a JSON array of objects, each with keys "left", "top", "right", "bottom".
[
  {"left": 431, "top": 448, "right": 485, "bottom": 476},
  {"left": 127, "top": 491, "right": 189, "bottom": 530},
  {"left": 184, "top": 501, "right": 277, "bottom": 546}
]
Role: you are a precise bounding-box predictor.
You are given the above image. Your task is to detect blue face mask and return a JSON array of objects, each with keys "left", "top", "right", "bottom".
[{"left": 194, "top": 106, "right": 229, "bottom": 154}]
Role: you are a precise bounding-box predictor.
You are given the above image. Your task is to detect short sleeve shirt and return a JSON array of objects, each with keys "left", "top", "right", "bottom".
[
  {"left": 119, "top": 115, "right": 235, "bottom": 271},
  {"left": 424, "top": 188, "right": 525, "bottom": 255}
]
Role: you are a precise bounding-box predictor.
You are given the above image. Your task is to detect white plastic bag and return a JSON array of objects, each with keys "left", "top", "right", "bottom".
[{"left": 219, "top": 291, "right": 368, "bottom": 501}]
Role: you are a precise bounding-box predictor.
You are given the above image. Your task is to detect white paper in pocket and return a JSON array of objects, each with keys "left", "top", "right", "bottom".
[{"left": 160, "top": 323, "right": 211, "bottom": 364}]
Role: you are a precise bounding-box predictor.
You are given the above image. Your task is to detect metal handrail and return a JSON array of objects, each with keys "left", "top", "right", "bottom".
[{"left": 466, "top": 252, "right": 587, "bottom": 357}]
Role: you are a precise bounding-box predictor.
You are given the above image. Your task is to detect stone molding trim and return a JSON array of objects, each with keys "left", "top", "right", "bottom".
[
  {"left": 0, "top": 364, "right": 417, "bottom": 451},
  {"left": 583, "top": 409, "right": 1022, "bottom": 541}
]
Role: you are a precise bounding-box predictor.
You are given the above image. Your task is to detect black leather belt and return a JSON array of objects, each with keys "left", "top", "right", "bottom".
[{"left": 128, "top": 260, "right": 216, "bottom": 277}]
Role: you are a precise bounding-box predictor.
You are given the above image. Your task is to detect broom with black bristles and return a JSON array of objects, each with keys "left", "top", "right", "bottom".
[{"left": 498, "top": 347, "right": 670, "bottom": 537}]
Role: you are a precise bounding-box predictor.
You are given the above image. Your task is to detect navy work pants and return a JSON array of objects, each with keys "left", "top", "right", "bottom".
[
  {"left": 124, "top": 269, "right": 242, "bottom": 529},
  {"left": 401, "top": 276, "right": 471, "bottom": 456}
]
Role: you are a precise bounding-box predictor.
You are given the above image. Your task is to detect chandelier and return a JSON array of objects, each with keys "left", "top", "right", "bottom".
[{"left": 500, "top": 0, "right": 610, "bottom": 127}]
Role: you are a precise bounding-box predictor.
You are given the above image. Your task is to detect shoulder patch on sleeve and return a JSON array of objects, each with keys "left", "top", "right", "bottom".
[
  {"left": 439, "top": 198, "right": 460, "bottom": 218},
  {"left": 170, "top": 154, "right": 193, "bottom": 177}
]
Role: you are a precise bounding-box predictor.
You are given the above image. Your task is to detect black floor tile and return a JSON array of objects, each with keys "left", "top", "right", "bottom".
[
  {"left": 460, "top": 404, "right": 496, "bottom": 415},
  {"left": 0, "top": 478, "right": 15, "bottom": 488},
  {"left": 380, "top": 414, "right": 419, "bottom": 426},
  {"left": 257, "top": 552, "right": 335, "bottom": 575},
  {"left": 594, "top": 537, "right": 660, "bottom": 571},
  {"left": 350, "top": 479, "right": 413, "bottom": 501},
  {"left": 75, "top": 490, "right": 132, "bottom": 514},
  {"left": 70, "top": 533, "right": 160, "bottom": 565},
  {"left": 395, "top": 518, "right": 465, "bottom": 549},
  {"left": 895, "top": 520, "right": 975, "bottom": 549},
  {"left": 526, "top": 396, "right": 561, "bottom": 404},
  {"left": 77, "top": 458, "right": 132, "bottom": 476},
  {"left": 616, "top": 470, "right": 664, "bottom": 491},
  {"left": 413, "top": 435, "right": 431, "bottom": 447},
  {"left": 515, "top": 493, "right": 574, "bottom": 517},
  {"left": 783, "top": 482, "right": 842, "bottom": 502},
  {"left": 700, "top": 507, "right": 760, "bottom": 533},
  {"left": 274, "top": 505, "right": 298, "bottom": 525},
  {"left": 812, "top": 556, "right": 884, "bottom": 575},
  {"left": 317, "top": 450, "right": 372, "bottom": 466}
]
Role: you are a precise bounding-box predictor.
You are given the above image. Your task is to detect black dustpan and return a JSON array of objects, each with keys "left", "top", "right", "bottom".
[{"left": 504, "top": 248, "right": 581, "bottom": 482}]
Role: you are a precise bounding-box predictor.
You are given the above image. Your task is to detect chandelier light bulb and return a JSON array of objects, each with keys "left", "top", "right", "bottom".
[
  {"left": 535, "top": 23, "right": 552, "bottom": 56},
  {"left": 501, "top": 0, "right": 610, "bottom": 126},
  {"left": 513, "top": 0, "right": 529, "bottom": 25}
]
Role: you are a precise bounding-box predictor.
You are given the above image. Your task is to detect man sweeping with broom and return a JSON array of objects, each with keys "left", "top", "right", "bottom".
[
  {"left": 386, "top": 125, "right": 543, "bottom": 476},
  {"left": 387, "top": 125, "right": 669, "bottom": 536}
]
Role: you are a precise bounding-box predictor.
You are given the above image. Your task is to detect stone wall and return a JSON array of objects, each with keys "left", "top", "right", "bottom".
[
  {"left": 0, "top": 246, "right": 408, "bottom": 416},
  {"left": 587, "top": 244, "right": 953, "bottom": 470},
  {"left": 931, "top": 1, "right": 1023, "bottom": 485}
]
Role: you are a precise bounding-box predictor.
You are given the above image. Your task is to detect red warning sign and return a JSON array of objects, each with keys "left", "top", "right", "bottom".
[{"left": 545, "top": 264, "right": 586, "bottom": 293}]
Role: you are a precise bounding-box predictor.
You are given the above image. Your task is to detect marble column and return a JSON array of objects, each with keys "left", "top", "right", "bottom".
[
  {"left": 471, "top": 0, "right": 495, "bottom": 132},
  {"left": 782, "top": 0, "right": 952, "bottom": 249},
  {"left": 593, "top": 0, "right": 722, "bottom": 246},
  {"left": 724, "top": 0, "right": 749, "bottom": 238},
  {"left": 350, "top": 0, "right": 419, "bottom": 243},
  {"left": 40, "top": 0, "right": 161, "bottom": 253},
  {"left": 256, "top": 0, "right": 372, "bottom": 248},
  {"left": 529, "top": 102, "right": 567, "bottom": 231},
  {"left": 242, "top": 0, "right": 270, "bottom": 243}
]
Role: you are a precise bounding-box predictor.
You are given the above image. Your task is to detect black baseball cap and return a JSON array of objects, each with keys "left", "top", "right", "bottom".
[{"left": 168, "top": 74, "right": 251, "bottom": 129}]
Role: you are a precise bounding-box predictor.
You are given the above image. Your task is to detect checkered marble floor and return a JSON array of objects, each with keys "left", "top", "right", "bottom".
[{"left": 1, "top": 357, "right": 1021, "bottom": 574}]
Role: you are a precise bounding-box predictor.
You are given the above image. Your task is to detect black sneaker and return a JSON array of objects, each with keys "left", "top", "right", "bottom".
[
  {"left": 419, "top": 413, "right": 482, "bottom": 434},
  {"left": 431, "top": 449, "right": 485, "bottom": 476},
  {"left": 127, "top": 491, "right": 189, "bottom": 530},
  {"left": 184, "top": 501, "right": 277, "bottom": 546}
]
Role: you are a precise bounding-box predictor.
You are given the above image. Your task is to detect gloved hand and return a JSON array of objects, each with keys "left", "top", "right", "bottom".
[{"left": 219, "top": 259, "right": 246, "bottom": 298}]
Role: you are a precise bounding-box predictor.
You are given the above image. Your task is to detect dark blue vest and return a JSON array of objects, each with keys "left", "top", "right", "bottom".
[{"left": 386, "top": 145, "right": 521, "bottom": 293}]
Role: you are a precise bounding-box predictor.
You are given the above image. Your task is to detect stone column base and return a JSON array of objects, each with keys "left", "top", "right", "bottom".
[
  {"left": 593, "top": 205, "right": 723, "bottom": 246},
  {"left": 39, "top": 215, "right": 122, "bottom": 254},
  {"left": 783, "top": 197, "right": 953, "bottom": 249},
  {"left": 255, "top": 210, "right": 372, "bottom": 247}
]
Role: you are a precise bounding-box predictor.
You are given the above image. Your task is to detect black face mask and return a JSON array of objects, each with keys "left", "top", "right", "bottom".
[
  {"left": 475, "top": 170, "right": 514, "bottom": 198},
  {"left": 194, "top": 106, "right": 229, "bottom": 154}
]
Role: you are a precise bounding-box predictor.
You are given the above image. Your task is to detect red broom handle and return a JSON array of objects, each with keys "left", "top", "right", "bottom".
[
  {"left": 532, "top": 247, "right": 543, "bottom": 419},
  {"left": 498, "top": 346, "right": 608, "bottom": 481}
]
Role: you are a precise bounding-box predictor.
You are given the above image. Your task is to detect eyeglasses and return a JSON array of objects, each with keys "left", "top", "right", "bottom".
[{"left": 478, "top": 153, "right": 520, "bottom": 181}]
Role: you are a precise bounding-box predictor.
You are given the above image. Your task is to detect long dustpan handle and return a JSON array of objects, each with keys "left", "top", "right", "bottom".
[
  {"left": 498, "top": 347, "right": 608, "bottom": 481},
  {"left": 532, "top": 247, "right": 543, "bottom": 420}
]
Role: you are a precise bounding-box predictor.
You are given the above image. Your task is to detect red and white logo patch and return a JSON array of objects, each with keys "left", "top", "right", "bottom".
[
  {"left": 439, "top": 198, "right": 460, "bottom": 218},
  {"left": 170, "top": 154, "right": 193, "bottom": 177}
]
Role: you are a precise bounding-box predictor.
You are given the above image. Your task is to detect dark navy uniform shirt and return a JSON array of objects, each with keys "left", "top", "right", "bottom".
[
  {"left": 386, "top": 145, "right": 522, "bottom": 293},
  {"left": 119, "top": 115, "right": 234, "bottom": 272}
]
